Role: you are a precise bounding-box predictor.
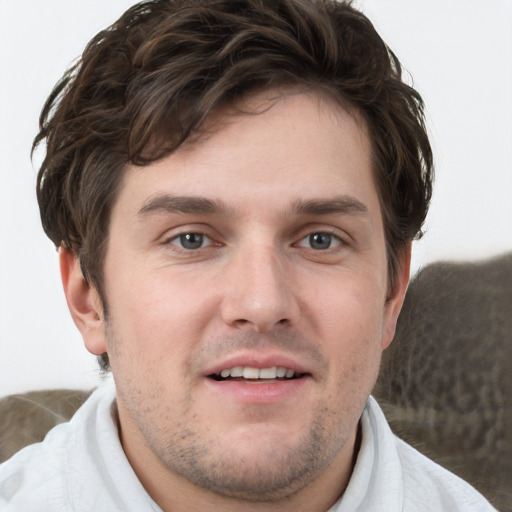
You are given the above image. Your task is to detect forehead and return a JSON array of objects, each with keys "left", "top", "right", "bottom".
[{"left": 115, "top": 89, "right": 378, "bottom": 219}]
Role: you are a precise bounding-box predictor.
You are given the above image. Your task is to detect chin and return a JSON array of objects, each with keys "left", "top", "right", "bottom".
[
  {"left": 176, "top": 446, "right": 322, "bottom": 502},
  {"left": 157, "top": 415, "right": 349, "bottom": 502}
]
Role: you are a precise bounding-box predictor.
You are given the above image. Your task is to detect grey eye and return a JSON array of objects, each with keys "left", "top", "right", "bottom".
[
  {"left": 297, "top": 232, "right": 341, "bottom": 250},
  {"left": 175, "top": 233, "right": 208, "bottom": 250},
  {"left": 309, "top": 233, "right": 333, "bottom": 250}
]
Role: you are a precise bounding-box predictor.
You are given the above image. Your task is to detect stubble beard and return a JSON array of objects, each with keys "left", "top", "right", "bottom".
[
  {"left": 128, "top": 398, "right": 352, "bottom": 502},
  {"left": 166, "top": 410, "right": 346, "bottom": 502},
  {"left": 115, "top": 376, "right": 358, "bottom": 503},
  {"left": 109, "top": 326, "right": 363, "bottom": 503}
]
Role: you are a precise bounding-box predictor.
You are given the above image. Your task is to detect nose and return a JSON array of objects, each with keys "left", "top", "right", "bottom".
[{"left": 221, "top": 243, "right": 300, "bottom": 332}]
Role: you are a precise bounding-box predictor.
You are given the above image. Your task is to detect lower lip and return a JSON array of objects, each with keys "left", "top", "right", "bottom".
[{"left": 204, "top": 377, "right": 310, "bottom": 404}]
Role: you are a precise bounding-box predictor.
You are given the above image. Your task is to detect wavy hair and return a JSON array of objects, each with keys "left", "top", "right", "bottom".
[{"left": 34, "top": 0, "right": 433, "bottom": 369}]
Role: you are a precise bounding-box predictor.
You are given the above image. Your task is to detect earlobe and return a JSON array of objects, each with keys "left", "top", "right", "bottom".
[
  {"left": 381, "top": 242, "right": 411, "bottom": 350},
  {"left": 59, "top": 247, "right": 107, "bottom": 356}
]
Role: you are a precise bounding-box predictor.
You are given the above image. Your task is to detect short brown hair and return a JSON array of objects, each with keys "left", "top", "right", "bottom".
[{"left": 35, "top": 0, "right": 433, "bottom": 359}]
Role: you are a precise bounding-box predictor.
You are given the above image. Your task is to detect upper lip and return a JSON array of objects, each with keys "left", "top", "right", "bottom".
[{"left": 202, "top": 351, "right": 311, "bottom": 377}]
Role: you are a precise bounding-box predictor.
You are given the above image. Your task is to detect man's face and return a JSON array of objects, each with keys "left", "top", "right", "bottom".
[{"left": 76, "top": 90, "right": 408, "bottom": 503}]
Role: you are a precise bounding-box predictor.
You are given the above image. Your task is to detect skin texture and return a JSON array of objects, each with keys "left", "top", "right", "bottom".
[{"left": 61, "top": 90, "right": 410, "bottom": 512}]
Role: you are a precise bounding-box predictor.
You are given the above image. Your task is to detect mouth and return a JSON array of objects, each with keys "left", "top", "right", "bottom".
[
  {"left": 209, "top": 366, "right": 307, "bottom": 382},
  {"left": 204, "top": 360, "right": 312, "bottom": 403}
]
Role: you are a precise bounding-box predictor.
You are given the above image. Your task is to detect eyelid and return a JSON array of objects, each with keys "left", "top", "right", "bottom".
[
  {"left": 296, "top": 231, "right": 343, "bottom": 249},
  {"left": 293, "top": 224, "right": 348, "bottom": 245},
  {"left": 167, "top": 232, "right": 213, "bottom": 250},
  {"left": 159, "top": 224, "right": 221, "bottom": 250}
]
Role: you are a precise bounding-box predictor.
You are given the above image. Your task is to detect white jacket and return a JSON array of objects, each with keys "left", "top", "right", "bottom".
[{"left": 0, "top": 382, "right": 497, "bottom": 511}]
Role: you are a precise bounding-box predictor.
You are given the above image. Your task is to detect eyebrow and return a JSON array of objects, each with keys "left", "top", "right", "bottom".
[
  {"left": 137, "top": 194, "right": 368, "bottom": 218},
  {"left": 138, "top": 195, "right": 231, "bottom": 217},
  {"left": 290, "top": 196, "right": 369, "bottom": 216}
]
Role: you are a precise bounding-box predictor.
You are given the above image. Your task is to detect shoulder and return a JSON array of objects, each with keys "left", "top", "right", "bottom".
[
  {"left": 394, "top": 435, "right": 498, "bottom": 511},
  {"left": 0, "top": 412, "right": 78, "bottom": 510},
  {"left": 0, "top": 383, "right": 116, "bottom": 511},
  {"left": 365, "top": 398, "right": 498, "bottom": 512}
]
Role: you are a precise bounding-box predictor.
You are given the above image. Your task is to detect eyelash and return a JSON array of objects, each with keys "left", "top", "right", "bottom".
[
  {"left": 164, "top": 232, "right": 215, "bottom": 251},
  {"left": 163, "top": 230, "right": 345, "bottom": 253},
  {"left": 295, "top": 231, "right": 343, "bottom": 251}
]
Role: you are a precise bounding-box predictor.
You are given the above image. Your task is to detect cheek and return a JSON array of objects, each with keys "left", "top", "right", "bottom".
[
  {"left": 311, "top": 272, "right": 387, "bottom": 374},
  {"left": 313, "top": 270, "right": 387, "bottom": 334},
  {"left": 104, "top": 265, "right": 220, "bottom": 364}
]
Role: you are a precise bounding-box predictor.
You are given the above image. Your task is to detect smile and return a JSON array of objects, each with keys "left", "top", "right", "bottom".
[
  {"left": 211, "top": 366, "right": 303, "bottom": 381},
  {"left": 205, "top": 361, "right": 311, "bottom": 403}
]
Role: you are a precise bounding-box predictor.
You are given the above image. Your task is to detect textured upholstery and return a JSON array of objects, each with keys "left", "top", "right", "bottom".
[
  {"left": 0, "top": 389, "right": 92, "bottom": 462},
  {"left": 375, "top": 252, "right": 512, "bottom": 511}
]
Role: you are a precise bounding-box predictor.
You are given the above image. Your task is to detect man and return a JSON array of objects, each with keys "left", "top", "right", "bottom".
[{"left": 0, "top": 0, "right": 497, "bottom": 510}]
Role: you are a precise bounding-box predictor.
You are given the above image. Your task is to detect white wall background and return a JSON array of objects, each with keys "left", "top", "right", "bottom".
[{"left": 1, "top": 0, "right": 511, "bottom": 398}]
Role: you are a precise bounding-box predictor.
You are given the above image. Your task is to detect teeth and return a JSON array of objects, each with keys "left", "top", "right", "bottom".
[
  {"left": 276, "top": 367, "right": 287, "bottom": 378},
  {"left": 217, "top": 366, "right": 297, "bottom": 380},
  {"left": 230, "top": 366, "right": 244, "bottom": 377},
  {"left": 243, "top": 367, "right": 260, "bottom": 379},
  {"left": 259, "top": 367, "right": 277, "bottom": 379}
]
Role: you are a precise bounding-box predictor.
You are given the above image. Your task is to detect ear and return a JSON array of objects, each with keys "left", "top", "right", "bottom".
[
  {"left": 59, "top": 247, "right": 107, "bottom": 356},
  {"left": 381, "top": 242, "right": 411, "bottom": 350}
]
